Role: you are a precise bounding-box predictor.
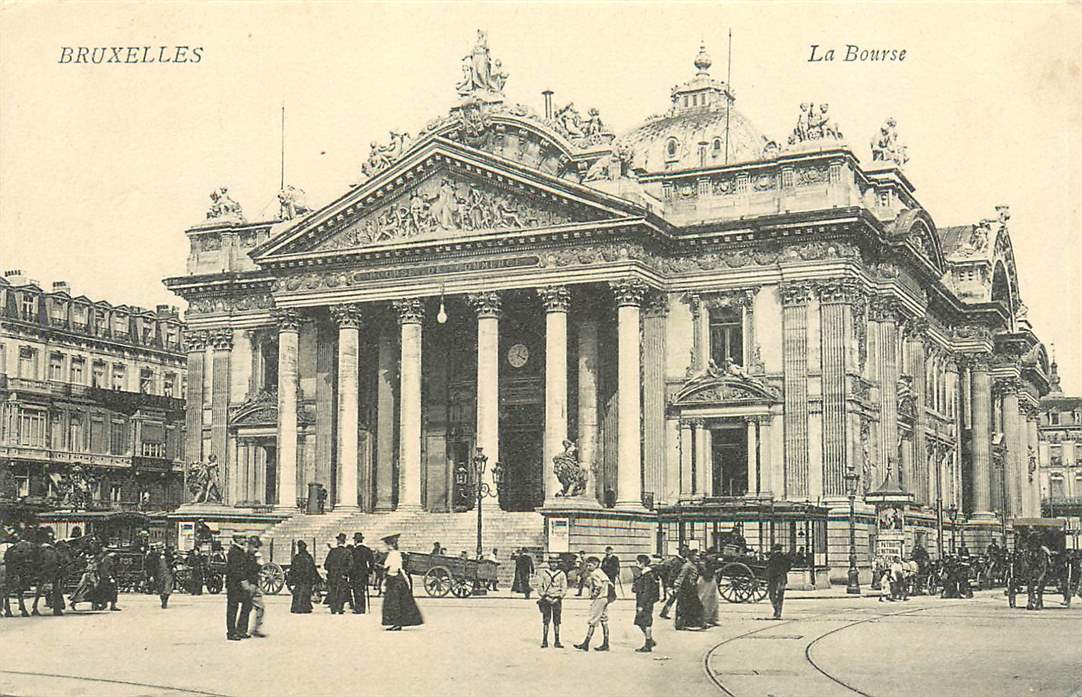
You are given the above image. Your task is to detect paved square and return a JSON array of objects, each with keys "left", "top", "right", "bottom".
[{"left": 0, "top": 590, "right": 1078, "bottom": 697}]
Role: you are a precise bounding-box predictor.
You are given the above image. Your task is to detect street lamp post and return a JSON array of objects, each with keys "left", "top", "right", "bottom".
[
  {"left": 455, "top": 447, "right": 502, "bottom": 594},
  {"left": 946, "top": 503, "right": 959, "bottom": 554},
  {"left": 844, "top": 467, "right": 861, "bottom": 595}
]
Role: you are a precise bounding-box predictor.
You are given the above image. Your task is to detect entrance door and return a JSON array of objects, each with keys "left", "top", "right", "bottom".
[
  {"left": 263, "top": 445, "right": 277, "bottom": 505},
  {"left": 711, "top": 428, "right": 747, "bottom": 496},
  {"left": 500, "top": 405, "right": 544, "bottom": 511}
]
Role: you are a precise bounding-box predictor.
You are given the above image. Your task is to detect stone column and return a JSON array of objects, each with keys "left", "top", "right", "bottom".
[
  {"left": 469, "top": 292, "right": 501, "bottom": 488},
  {"left": 332, "top": 304, "right": 363, "bottom": 511},
  {"left": 687, "top": 294, "right": 709, "bottom": 371},
  {"left": 905, "top": 320, "right": 930, "bottom": 505},
  {"left": 209, "top": 328, "right": 232, "bottom": 499},
  {"left": 577, "top": 315, "right": 600, "bottom": 500},
  {"left": 540, "top": 286, "right": 570, "bottom": 503},
  {"left": 375, "top": 326, "right": 397, "bottom": 512},
  {"left": 871, "top": 296, "right": 902, "bottom": 489},
  {"left": 394, "top": 299, "right": 425, "bottom": 511},
  {"left": 229, "top": 329, "right": 252, "bottom": 404},
  {"left": 274, "top": 309, "right": 301, "bottom": 510},
  {"left": 816, "top": 279, "right": 859, "bottom": 498},
  {"left": 235, "top": 442, "right": 249, "bottom": 503},
  {"left": 182, "top": 331, "right": 208, "bottom": 482},
  {"left": 611, "top": 278, "right": 647, "bottom": 509},
  {"left": 642, "top": 294, "right": 668, "bottom": 502},
  {"left": 679, "top": 419, "right": 694, "bottom": 496},
  {"left": 693, "top": 420, "right": 710, "bottom": 496},
  {"left": 969, "top": 354, "right": 993, "bottom": 515},
  {"left": 781, "top": 283, "right": 813, "bottom": 499},
  {"left": 1000, "top": 378, "right": 1022, "bottom": 518},
  {"left": 746, "top": 416, "right": 760, "bottom": 495}
]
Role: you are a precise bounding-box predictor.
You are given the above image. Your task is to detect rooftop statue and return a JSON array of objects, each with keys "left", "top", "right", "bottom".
[
  {"left": 277, "top": 185, "right": 309, "bottom": 220},
  {"left": 359, "top": 131, "right": 413, "bottom": 182},
  {"left": 871, "top": 117, "right": 909, "bottom": 167},
  {"left": 788, "top": 102, "right": 843, "bottom": 146},
  {"left": 206, "top": 187, "right": 245, "bottom": 222},
  {"left": 456, "top": 29, "right": 508, "bottom": 98}
]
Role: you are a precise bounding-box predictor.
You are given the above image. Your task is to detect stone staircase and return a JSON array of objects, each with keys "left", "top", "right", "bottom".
[{"left": 260, "top": 508, "right": 546, "bottom": 587}]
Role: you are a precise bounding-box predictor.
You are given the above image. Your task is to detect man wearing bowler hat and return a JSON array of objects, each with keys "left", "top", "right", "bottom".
[{"left": 349, "top": 532, "right": 375, "bottom": 614}]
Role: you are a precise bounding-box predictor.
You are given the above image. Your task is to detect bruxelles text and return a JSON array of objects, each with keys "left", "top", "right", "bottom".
[{"left": 58, "top": 46, "right": 204, "bottom": 65}]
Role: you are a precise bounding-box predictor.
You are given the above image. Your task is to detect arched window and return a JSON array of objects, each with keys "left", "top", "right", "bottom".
[
  {"left": 712, "top": 138, "right": 722, "bottom": 156},
  {"left": 666, "top": 138, "right": 679, "bottom": 160}
]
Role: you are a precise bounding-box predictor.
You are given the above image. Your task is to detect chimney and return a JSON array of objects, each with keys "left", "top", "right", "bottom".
[
  {"left": 52, "top": 281, "right": 70, "bottom": 293},
  {"left": 4, "top": 269, "right": 26, "bottom": 285},
  {"left": 156, "top": 304, "right": 178, "bottom": 319},
  {"left": 542, "top": 90, "right": 554, "bottom": 120}
]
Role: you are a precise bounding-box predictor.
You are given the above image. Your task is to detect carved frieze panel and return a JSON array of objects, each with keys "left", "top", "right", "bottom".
[
  {"left": 318, "top": 171, "right": 584, "bottom": 251},
  {"left": 187, "top": 294, "right": 274, "bottom": 317}
]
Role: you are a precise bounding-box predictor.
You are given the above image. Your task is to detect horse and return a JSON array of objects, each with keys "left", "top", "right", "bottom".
[{"left": 2, "top": 527, "right": 71, "bottom": 617}]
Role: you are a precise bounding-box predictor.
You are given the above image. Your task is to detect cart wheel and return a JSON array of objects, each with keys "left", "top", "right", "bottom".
[
  {"left": 260, "top": 563, "right": 286, "bottom": 595},
  {"left": 423, "top": 566, "right": 453, "bottom": 597},
  {"left": 717, "top": 562, "right": 757, "bottom": 604},
  {"left": 311, "top": 581, "right": 324, "bottom": 605},
  {"left": 205, "top": 573, "right": 224, "bottom": 594},
  {"left": 451, "top": 579, "right": 473, "bottom": 598}
]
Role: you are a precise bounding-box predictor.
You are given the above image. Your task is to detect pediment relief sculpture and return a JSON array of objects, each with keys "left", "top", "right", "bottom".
[
  {"left": 318, "top": 172, "right": 586, "bottom": 251},
  {"left": 670, "top": 357, "right": 779, "bottom": 407}
]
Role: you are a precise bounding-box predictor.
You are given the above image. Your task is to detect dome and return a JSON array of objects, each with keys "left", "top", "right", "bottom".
[{"left": 617, "top": 44, "right": 770, "bottom": 173}]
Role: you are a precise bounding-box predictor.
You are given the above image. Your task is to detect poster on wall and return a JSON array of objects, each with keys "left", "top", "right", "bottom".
[
  {"left": 548, "top": 518, "right": 569, "bottom": 553},
  {"left": 178, "top": 521, "right": 195, "bottom": 552}
]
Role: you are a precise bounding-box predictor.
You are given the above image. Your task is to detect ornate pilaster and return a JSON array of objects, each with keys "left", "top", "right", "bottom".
[
  {"left": 470, "top": 292, "right": 501, "bottom": 491},
  {"left": 781, "top": 282, "right": 813, "bottom": 498},
  {"left": 275, "top": 308, "right": 301, "bottom": 509},
  {"left": 815, "top": 278, "right": 862, "bottom": 497},
  {"left": 610, "top": 278, "right": 647, "bottom": 508},
  {"left": 642, "top": 291, "right": 668, "bottom": 502},
  {"left": 905, "top": 318, "right": 930, "bottom": 504},
  {"left": 996, "top": 376, "right": 1022, "bottom": 517},
  {"left": 209, "top": 328, "right": 233, "bottom": 497},
  {"left": 871, "top": 295, "right": 902, "bottom": 491},
  {"left": 679, "top": 418, "right": 695, "bottom": 496},
  {"left": 693, "top": 419, "right": 710, "bottom": 497},
  {"left": 332, "top": 303, "right": 364, "bottom": 510},
  {"left": 183, "top": 331, "right": 209, "bottom": 471},
  {"left": 393, "top": 299, "right": 425, "bottom": 510}
]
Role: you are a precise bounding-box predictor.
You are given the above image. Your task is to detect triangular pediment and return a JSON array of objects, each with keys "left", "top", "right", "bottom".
[{"left": 252, "top": 140, "right": 643, "bottom": 259}]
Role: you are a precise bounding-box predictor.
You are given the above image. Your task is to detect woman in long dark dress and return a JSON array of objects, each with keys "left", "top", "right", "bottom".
[
  {"left": 674, "top": 551, "right": 704, "bottom": 630},
  {"left": 380, "top": 534, "right": 423, "bottom": 631},
  {"left": 511, "top": 548, "right": 534, "bottom": 599},
  {"left": 289, "top": 541, "right": 320, "bottom": 614},
  {"left": 157, "top": 547, "right": 175, "bottom": 609}
]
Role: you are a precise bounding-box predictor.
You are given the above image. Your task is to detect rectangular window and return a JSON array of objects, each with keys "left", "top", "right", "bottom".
[
  {"left": 1050, "top": 477, "right": 1066, "bottom": 500},
  {"left": 111, "top": 364, "right": 126, "bottom": 390},
  {"left": 109, "top": 418, "right": 129, "bottom": 456},
  {"left": 70, "top": 357, "right": 85, "bottom": 384},
  {"left": 163, "top": 372, "right": 176, "bottom": 398},
  {"left": 21, "top": 295, "right": 37, "bottom": 321},
  {"left": 50, "top": 412, "right": 64, "bottom": 450},
  {"left": 94, "top": 310, "right": 107, "bottom": 335},
  {"left": 1050, "top": 412, "right": 1060, "bottom": 425},
  {"left": 48, "top": 353, "right": 63, "bottom": 381},
  {"left": 90, "top": 417, "right": 106, "bottom": 453},
  {"left": 18, "top": 407, "right": 46, "bottom": 447},
  {"left": 69, "top": 414, "right": 85, "bottom": 452},
  {"left": 139, "top": 367, "right": 154, "bottom": 394},
  {"left": 113, "top": 315, "right": 128, "bottom": 337},
  {"left": 91, "top": 361, "right": 105, "bottom": 388},
  {"left": 72, "top": 305, "right": 87, "bottom": 330},
  {"left": 110, "top": 484, "right": 122, "bottom": 504},
  {"left": 709, "top": 308, "right": 744, "bottom": 367},
  {"left": 18, "top": 347, "right": 37, "bottom": 379}
]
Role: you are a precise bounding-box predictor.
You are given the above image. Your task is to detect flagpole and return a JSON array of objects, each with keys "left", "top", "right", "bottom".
[
  {"left": 724, "top": 28, "right": 732, "bottom": 164},
  {"left": 280, "top": 102, "right": 286, "bottom": 191}
]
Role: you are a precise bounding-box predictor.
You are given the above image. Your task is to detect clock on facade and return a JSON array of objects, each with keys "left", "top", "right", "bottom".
[{"left": 507, "top": 343, "right": 529, "bottom": 368}]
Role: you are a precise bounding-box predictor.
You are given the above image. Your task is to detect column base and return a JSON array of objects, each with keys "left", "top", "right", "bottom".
[
  {"left": 615, "top": 500, "right": 647, "bottom": 512},
  {"left": 395, "top": 504, "right": 424, "bottom": 513},
  {"left": 333, "top": 505, "right": 360, "bottom": 513},
  {"left": 542, "top": 496, "right": 603, "bottom": 511}
]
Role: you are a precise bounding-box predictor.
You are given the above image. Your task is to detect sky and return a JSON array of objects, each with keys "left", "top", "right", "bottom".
[{"left": 1, "top": 2, "right": 1080, "bottom": 392}]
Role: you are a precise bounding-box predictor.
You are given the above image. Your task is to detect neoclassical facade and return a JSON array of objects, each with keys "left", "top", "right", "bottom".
[{"left": 164, "top": 35, "right": 1050, "bottom": 569}]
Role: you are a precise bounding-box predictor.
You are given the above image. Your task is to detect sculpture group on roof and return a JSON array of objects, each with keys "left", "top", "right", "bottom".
[
  {"left": 277, "top": 185, "right": 309, "bottom": 220},
  {"left": 788, "top": 102, "right": 843, "bottom": 145},
  {"left": 359, "top": 131, "right": 413, "bottom": 182},
  {"left": 456, "top": 29, "right": 508, "bottom": 98},
  {"left": 871, "top": 117, "right": 908, "bottom": 167},
  {"left": 206, "top": 187, "right": 244, "bottom": 222}
]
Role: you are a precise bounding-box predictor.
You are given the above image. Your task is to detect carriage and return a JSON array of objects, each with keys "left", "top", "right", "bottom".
[
  {"left": 709, "top": 550, "right": 770, "bottom": 603},
  {"left": 402, "top": 552, "right": 499, "bottom": 598}
]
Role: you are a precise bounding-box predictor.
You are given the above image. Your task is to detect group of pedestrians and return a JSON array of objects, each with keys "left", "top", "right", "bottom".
[
  {"left": 320, "top": 532, "right": 375, "bottom": 615},
  {"left": 225, "top": 535, "right": 266, "bottom": 641}
]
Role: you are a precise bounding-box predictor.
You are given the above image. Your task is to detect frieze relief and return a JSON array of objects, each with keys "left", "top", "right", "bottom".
[
  {"left": 186, "top": 294, "right": 274, "bottom": 316},
  {"left": 320, "top": 172, "right": 581, "bottom": 251}
]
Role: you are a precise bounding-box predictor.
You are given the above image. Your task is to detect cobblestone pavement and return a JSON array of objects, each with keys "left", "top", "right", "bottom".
[{"left": 0, "top": 590, "right": 1078, "bottom": 697}]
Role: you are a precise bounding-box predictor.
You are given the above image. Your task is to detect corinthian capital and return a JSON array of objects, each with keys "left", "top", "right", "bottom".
[
  {"left": 330, "top": 303, "right": 364, "bottom": 329},
  {"left": 610, "top": 278, "right": 649, "bottom": 308},
  {"left": 273, "top": 308, "right": 302, "bottom": 333},
  {"left": 994, "top": 376, "right": 1021, "bottom": 396},
  {"left": 868, "top": 295, "right": 902, "bottom": 322},
  {"left": 537, "top": 286, "right": 570, "bottom": 313},
  {"left": 393, "top": 299, "right": 426, "bottom": 325},
  {"left": 468, "top": 291, "right": 502, "bottom": 319},
  {"left": 814, "top": 277, "right": 865, "bottom": 305},
  {"left": 183, "top": 330, "right": 209, "bottom": 353},
  {"left": 779, "top": 282, "right": 813, "bottom": 307},
  {"left": 209, "top": 328, "right": 234, "bottom": 351}
]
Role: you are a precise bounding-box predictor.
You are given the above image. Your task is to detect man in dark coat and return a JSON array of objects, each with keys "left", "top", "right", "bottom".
[
  {"left": 349, "top": 532, "right": 375, "bottom": 614},
  {"left": 289, "top": 541, "right": 320, "bottom": 614},
  {"left": 512, "top": 548, "right": 534, "bottom": 599},
  {"left": 765, "top": 543, "right": 792, "bottom": 620},
  {"left": 225, "top": 537, "right": 252, "bottom": 640},
  {"left": 601, "top": 547, "right": 621, "bottom": 598},
  {"left": 324, "top": 533, "right": 351, "bottom": 614},
  {"left": 657, "top": 547, "right": 687, "bottom": 619}
]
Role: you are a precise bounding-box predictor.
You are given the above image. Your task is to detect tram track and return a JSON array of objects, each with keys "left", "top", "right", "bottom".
[
  {"left": 0, "top": 669, "right": 234, "bottom": 697},
  {"left": 702, "top": 601, "right": 969, "bottom": 697}
]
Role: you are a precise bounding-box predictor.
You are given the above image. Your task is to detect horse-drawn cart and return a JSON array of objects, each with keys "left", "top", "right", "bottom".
[
  {"left": 402, "top": 552, "right": 498, "bottom": 598},
  {"left": 713, "top": 555, "right": 769, "bottom": 604}
]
